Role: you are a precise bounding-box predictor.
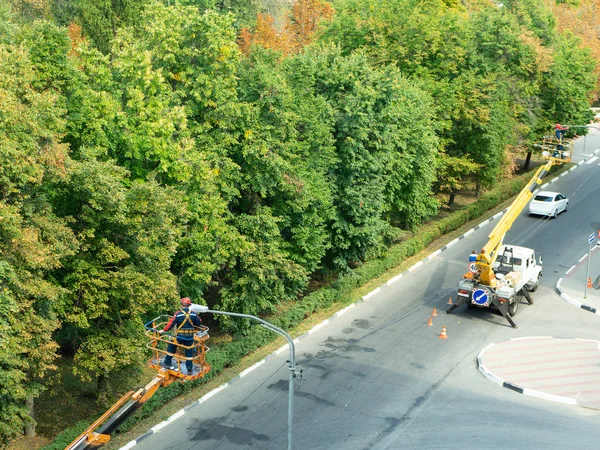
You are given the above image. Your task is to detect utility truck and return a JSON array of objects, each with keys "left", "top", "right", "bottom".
[{"left": 447, "top": 136, "right": 573, "bottom": 327}]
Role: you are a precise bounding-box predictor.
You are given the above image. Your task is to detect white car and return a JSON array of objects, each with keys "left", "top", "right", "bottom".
[{"left": 528, "top": 191, "right": 569, "bottom": 218}]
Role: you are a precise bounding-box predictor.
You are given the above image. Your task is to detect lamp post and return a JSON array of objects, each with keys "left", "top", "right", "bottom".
[
  {"left": 190, "top": 304, "right": 298, "bottom": 450},
  {"left": 562, "top": 125, "right": 600, "bottom": 155}
]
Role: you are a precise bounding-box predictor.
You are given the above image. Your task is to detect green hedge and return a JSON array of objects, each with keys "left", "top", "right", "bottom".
[{"left": 42, "top": 165, "right": 559, "bottom": 449}]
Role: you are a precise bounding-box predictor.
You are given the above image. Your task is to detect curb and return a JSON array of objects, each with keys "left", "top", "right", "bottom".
[
  {"left": 477, "top": 337, "right": 600, "bottom": 407},
  {"left": 119, "top": 149, "right": 595, "bottom": 449},
  {"left": 553, "top": 147, "right": 600, "bottom": 315},
  {"left": 556, "top": 246, "right": 600, "bottom": 315}
]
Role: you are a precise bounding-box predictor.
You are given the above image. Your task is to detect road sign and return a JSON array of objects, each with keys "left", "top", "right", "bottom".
[
  {"left": 468, "top": 262, "right": 478, "bottom": 274},
  {"left": 472, "top": 289, "right": 489, "bottom": 306},
  {"left": 589, "top": 233, "right": 595, "bottom": 244}
]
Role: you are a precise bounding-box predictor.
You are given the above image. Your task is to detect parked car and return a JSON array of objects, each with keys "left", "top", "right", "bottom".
[{"left": 528, "top": 191, "right": 569, "bottom": 218}]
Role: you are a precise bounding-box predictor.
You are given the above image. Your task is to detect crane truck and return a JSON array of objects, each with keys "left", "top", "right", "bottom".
[
  {"left": 447, "top": 136, "right": 573, "bottom": 327},
  {"left": 64, "top": 316, "right": 211, "bottom": 450}
]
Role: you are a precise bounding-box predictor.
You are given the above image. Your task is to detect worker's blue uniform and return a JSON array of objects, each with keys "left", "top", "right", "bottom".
[{"left": 162, "top": 307, "right": 202, "bottom": 373}]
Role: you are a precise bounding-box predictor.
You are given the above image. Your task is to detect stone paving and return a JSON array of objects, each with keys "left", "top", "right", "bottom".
[{"left": 478, "top": 337, "right": 600, "bottom": 410}]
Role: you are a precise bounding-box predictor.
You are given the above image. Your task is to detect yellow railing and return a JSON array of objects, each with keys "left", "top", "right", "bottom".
[{"left": 144, "top": 316, "right": 211, "bottom": 379}]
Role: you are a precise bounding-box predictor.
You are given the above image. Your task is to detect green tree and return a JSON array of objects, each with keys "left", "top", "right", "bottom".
[
  {"left": 540, "top": 31, "right": 597, "bottom": 128},
  {"left": 51, "top": 158, "right": 187, "bottom": 401},
  {"left": 0, "top": 35, "right": 75, "bottom": 440},
  {"left": 75, "top": 0, "right": 150, "bottom": 53},
  {"left": 290, "top": 46, "right": 439, "bottom": 266}
]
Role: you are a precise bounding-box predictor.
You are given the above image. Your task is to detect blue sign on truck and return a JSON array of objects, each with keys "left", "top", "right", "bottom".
[{"left": 472, "top": 289, "right": 489, "bottom": 306}]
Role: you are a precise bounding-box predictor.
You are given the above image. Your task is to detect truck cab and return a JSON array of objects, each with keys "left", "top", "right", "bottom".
[
  {"left": 457, "top": 245, "right": 541, "bottom": 311},
  {"left": 493, "top": 245, "right": 542, "bottom": 295}
]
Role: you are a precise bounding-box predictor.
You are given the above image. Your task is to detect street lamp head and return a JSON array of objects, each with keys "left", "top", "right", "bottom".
[{"left": 190, "top": 304, "right": 209, "bottom": 313}]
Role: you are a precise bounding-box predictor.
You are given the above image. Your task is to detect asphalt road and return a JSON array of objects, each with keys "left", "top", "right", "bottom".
[{"left": 133, "top": 133, "right": 600, "bottom": 450}]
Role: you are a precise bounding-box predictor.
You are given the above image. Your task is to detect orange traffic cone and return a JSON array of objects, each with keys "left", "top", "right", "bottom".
[
  {"left": 427, "top": 317, "right": 433, "bottom": 326},
  {"left": 447, "top": 296, "right": 454, "bottom": 305},
  {"left": 431, "top": 307, "right": 438, "bottom": 317},
  {"left": 439, "top": 325, "right": 448, "bottom": 339},
  {"left": 587, "top": 277, "right": 592, "bottom": 289}
]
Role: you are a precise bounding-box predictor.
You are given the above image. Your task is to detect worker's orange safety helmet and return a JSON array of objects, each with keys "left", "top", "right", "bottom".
[{"left": 181, "top": 297, "right": 192, "bottom": 306}]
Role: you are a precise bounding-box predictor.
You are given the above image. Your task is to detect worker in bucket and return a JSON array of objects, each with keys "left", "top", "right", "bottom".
[
  {"left": 476, "top": 248, "right": 491, "bottom": 266},
  {"left": 469, "top": 250, "right": 477, "bottom": 263},
  {"left": 555, "top": 123, "right": 568, "bottom": 141},
  {"left": 160, "top": 297, "right": 202, "bottom": 374}
]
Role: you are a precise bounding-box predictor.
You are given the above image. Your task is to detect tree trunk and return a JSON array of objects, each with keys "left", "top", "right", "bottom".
[
  {"left": 475, "top": 181, "right": 481, "bottom": 197},
  {"left": 24, "top": 395, "right": 35, "bottom": 438},
  {"left": 447, "top": 190, "right": 456, "bottom": 207},
  {"left": 523, "top": 150, "right": 532, "bottom": 171},
  {"left": 97, "top": 373, "right": 109, "bottom": 404}
]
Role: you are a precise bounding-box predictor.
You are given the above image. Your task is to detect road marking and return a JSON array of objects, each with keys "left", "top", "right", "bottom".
[
  {"left": 363, "top": 287, "right": 380, "bottom": 300},
  {"left": 585, "top": 156, "right": 598, "bottom": 164},
  {"left": 307, "top": 320, "right": 329, "bottom": 334},
  {"left": 407, "top": 261, "right": 423, "bottom": 272},
  {"left": 335, "top": 303, "right": 355, "bottom": 317},
  {"left": 239, "top": 359, "right": 265, "bottom": 377},
  {"left": 386, "top": 273, "right": 402, "bottom": 286},
  {"left": 445, "top": 237, "right": 459, "bottom": 248}
]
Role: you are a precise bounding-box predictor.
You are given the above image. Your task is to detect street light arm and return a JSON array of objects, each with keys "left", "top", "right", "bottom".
[{"left": 189, "top": 304, "right": 296, "bottom": 450}]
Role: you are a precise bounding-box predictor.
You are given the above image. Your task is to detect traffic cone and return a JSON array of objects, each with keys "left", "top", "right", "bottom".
[
  {"left": 427, "top": 317, "right": 433, "bottom": 326},
  {"left": 431, "top": 307, "right": 438, "bottom": 317},
  {"left": 447, "top": 296, "right": 454, "bottom": 305},
  {"left": 587, "top": 277, "right": 592, "bottom": 289},
  {"left": 439, "top": 325, "right": 448, "bottom": 339}
]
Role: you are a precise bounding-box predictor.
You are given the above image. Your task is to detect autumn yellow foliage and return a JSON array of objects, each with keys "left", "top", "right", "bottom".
[
  {"left": 238, "top": 0, "right": 334, "bottom": 56},
  {"left": 545, "top": 0, "right": 600, "bottom": 99}
]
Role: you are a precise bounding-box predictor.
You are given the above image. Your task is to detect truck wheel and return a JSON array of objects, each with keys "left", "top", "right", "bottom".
[{"left": 508, "top": 295, "right": 520, "bottom": 317}]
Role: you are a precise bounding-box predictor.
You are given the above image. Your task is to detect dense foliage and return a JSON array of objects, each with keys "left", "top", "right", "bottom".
[{"left": 0, "top": 0, "right": 596, "bottom": 443}]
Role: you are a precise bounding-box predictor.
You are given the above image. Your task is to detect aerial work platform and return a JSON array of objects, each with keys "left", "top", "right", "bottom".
[
  {"left": 538, "top": 136, "right": 573, "bottom": 163},
  {"left": 144, "top": 315, "right": 211, "bottom": 379},
  {"left": 65, "top": 318, "right": 211, "bottom": 450}
]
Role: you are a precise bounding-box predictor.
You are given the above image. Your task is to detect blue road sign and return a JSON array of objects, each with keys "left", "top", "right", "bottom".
[
  {"left": 589, "top": 233, "right": 595, "bottom": 244},
  {"left": 472, "top": 289, "right": 489, "bottom": 306}
]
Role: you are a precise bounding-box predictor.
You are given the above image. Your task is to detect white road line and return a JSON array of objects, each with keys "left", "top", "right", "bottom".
[
  {"left": 386, "top": 274, "right": 402, "bottom": 286},
  {"left": 585, "top": 156, "right": 598, "bottom": 164},
  {"left": 363, "top": 287, "right": 380, "bottom": 300},
  {"left": 239, "top": 359, "right": 265, "bottom": 377},
  {"left": 307, "top": 320, "right": 329, "bottom": 334},
  {"left": 407, "top": 261, "right": 423, "bottom": 272},
  {"left": 335, "top": 303, "right": 355, "bottom": 316},
  {"left": 198, "top": 384, "right": 228, "bottom": 403}
]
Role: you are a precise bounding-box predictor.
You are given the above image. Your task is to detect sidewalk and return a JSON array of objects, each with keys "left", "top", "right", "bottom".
[
  {"left": 557, "top": 244, "right": 600, "bottom": 314},
  {"left": 478, "top": 337, "right": 600, "bottom": 410}
]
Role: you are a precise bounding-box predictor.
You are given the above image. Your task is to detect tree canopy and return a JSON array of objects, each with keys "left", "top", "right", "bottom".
[{"left": 0, "top": 0, "right": 597, "bottom": 442}]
